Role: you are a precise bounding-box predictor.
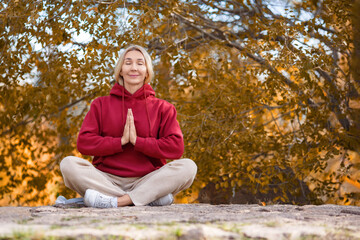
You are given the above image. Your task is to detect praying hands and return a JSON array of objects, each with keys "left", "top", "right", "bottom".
[{"left": 121, "top": 109, "right": 137, "bottom": 146}]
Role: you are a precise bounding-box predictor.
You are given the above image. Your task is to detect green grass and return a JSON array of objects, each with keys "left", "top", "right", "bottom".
[
  {"left": 60, "top": 216, "right": 86, "bottom": 222},
  {"left": 16, "top": 218, "right": 34, "bottom": 225},
  {"left": 264, "top": 221, "right": 279, "bottom": 227}
]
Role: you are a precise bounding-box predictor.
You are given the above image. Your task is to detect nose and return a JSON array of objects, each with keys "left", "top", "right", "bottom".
[{"left": 130, "top": 63, "right": 137, "bottom": 71}]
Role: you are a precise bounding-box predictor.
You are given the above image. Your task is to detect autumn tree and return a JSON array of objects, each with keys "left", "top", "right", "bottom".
[{"left": 1, "top": 0, "right": 359, "bottom": 206}]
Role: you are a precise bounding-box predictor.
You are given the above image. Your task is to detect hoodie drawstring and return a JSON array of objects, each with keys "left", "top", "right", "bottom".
[
  {"left": 144, "top": 86, "right": 153, "bottom": 137},
  {"left": 122, "top": 80, "right": 126, "bottom": 130}
]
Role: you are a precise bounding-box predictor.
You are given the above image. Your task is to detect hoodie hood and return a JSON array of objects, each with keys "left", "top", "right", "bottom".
[
  {"left": 110, "top": 82, "right": 155, "bottom": 137},
  {"left": 110, "top": 82, "right": 155, "bottom": 99}
]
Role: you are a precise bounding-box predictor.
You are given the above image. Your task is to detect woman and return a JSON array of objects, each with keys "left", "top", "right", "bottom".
[{"left": 59, "top": 45, "right": 197, "bottom": 208}]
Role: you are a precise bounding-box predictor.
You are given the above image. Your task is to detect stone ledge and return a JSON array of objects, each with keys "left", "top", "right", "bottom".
[{"left": 1, "top": 204, "right": 360, "bottom": 239}]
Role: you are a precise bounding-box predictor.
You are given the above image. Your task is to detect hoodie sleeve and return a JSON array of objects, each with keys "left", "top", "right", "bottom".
[
  {"left": 134, "top": 104, "right": 184, "bottom": 159},
  {"left": 77, "top": 98, "right": 123, "bottom": 156}
]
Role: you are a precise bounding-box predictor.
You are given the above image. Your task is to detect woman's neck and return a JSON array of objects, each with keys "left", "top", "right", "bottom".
[{"left": 124, "top": 83, "right": 143, "bottom": 94}]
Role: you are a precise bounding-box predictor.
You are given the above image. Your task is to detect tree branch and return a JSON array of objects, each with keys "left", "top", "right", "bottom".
[{"left": 0, "top": 91, "right": 97, "bottom": 137}]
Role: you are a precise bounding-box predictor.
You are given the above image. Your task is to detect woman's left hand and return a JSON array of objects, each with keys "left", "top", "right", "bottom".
[{"left": 129, "top": 109, "right": 137, "bottom": 145}]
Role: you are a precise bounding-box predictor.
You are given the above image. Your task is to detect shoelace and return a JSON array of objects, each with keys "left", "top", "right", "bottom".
[{"left": 94, "top": 194, "right": 113, "bottom": 208}]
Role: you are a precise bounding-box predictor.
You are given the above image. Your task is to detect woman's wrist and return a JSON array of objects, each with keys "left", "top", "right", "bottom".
[{"left": 130, "top": 137, "right": 136, "bottom": 145}]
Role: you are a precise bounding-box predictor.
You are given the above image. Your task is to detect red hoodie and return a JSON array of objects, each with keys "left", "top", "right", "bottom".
[{"left": 77, "top": 83, "right": 184, "bottom": 177}]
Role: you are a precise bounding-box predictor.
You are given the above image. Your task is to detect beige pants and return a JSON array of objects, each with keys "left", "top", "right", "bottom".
[{"left": 60, "top": 156, "right": 197, "bottom": 206}]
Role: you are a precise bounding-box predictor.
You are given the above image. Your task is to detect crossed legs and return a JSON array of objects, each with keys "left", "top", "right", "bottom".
[{"left": 60, "top": 156, "right": 197, "bottom": 207}]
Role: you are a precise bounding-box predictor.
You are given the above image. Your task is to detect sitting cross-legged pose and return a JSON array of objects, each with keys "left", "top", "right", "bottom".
[{"left": 59, "top": 45, "right": 197, "bottom": 208}]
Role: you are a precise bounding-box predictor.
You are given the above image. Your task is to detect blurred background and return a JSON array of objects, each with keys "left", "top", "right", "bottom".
[{"left": 1, "top": 0, "right": 360, "bottom": 206}]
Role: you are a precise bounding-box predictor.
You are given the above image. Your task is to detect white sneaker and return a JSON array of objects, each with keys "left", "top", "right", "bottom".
[
  {"left": 84, "top": 189, "right": 117, "bottom": 208},
  {"left": 148, "top": 194, "right": 174, "bottom": 206},
  {"left": 55, "top": 196, "right": 67, "bottom": 204}
]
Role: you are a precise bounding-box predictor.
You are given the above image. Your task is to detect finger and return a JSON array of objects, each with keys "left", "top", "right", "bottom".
[
  {"left": 126, "top": 109, "right": 131, "bottom": 123},
  {"left": 130, "top": 110, "right": 134, "bottom": 124},
  {"left": 124, "top": 114, "right": 130, "bottom": 128},
  {"left": 129, "top": 114, "right": 135, "bottom": 130}
]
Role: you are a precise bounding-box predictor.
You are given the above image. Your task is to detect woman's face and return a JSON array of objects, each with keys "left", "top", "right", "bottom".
[{"left": 121, "top": 50, "right": 148, "bottom": 90}]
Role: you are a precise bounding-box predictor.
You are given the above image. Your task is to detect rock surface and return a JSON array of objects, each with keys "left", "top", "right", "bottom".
[{"left": 1, "top": 204, "right": 360, "bottom": 239}]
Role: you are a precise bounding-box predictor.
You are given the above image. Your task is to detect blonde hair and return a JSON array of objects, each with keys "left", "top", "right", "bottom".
[{"left": 114, "top": 45, "right": 154, "bottom": 85}]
